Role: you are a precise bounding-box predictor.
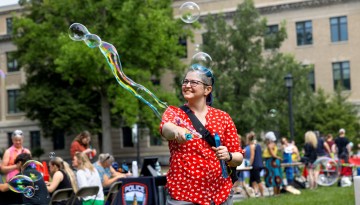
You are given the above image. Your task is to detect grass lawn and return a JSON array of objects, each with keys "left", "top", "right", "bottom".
[{"left": 234, "top": 185, "right": 355, "bottom": 205}]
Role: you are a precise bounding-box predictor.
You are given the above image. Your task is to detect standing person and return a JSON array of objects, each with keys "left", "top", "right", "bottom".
[
  {"left": 1, "top": 130, "right": 31, "bottom": 182},
  {"left": 160, "top": 66, "right": 244, "bottom": 205},
  {"left": 46, "top": 157, "right": 78, "bottom": 200},
  {"left": 14, "top": 153, "right": 51, "bottom": 204},
  {"left": 72, "top": 152, "right": 104, "bottom": 205},
  {"left": 335, "top": 128, "right": 350, "bottom": 163},
  {"left": 262, "top": 131, "right": 282, "bottom": 195},
  {"left": 246, "top": 132, "right": 264, "bottom": 197},
  {"left": 281, "top": 137, "right": 300, "bottom": 185},
  {"left": 325, "top": 133, "right": 336, "bottom": 158},
  {"left": 315, "top": 131, "right": 328, "bottom": 158},
  {"left": 70, "top": 131, "right": 97, "bottom": 160},
  {"left": 303, "top": 131, "right": 318, "bottom": 189}
]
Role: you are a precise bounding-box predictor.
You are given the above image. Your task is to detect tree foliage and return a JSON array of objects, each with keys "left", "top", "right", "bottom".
[{"left": 13, "top": 0, "right": 186, "bottom": 140}]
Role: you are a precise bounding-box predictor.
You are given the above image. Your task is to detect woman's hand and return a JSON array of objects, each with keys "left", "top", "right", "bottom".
[
  {"left": 83, "top": 148, "right": 92, "bottom": 154},
  {"left": 174, "top": 127, "right": 188, "bottom": 144},
  {"left": 212, "top": 146, "right": 230, "bottom": 161}
]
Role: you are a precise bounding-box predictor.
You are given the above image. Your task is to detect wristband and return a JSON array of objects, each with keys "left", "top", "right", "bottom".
[{"left": 226, "top": 152, "right": 233, "bottom": 162}]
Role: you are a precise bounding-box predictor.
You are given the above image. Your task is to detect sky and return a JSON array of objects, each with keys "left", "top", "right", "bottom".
[{"left": 0, "top": 0, "right": 19, "bottom": 7}]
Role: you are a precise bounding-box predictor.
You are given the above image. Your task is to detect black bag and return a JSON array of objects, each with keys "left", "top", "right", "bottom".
[
  {"left": 179, "top": 105, "right": 238, "bottom": 183},
  {"left": 291, "top": 177, "right": 306, "bottom": 189}
]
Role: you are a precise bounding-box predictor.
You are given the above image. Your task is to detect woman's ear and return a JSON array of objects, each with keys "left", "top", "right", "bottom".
[{"left": 204, "top": 86, "right": 212, "bottom": 95}]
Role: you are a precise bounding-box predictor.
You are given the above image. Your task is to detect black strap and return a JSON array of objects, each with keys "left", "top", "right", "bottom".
[{"left": 180, "top": 105, "right": 216, "bottom": 147}]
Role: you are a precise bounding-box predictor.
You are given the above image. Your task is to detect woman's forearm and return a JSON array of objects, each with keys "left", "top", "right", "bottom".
[{"left": 227, "top": 152, "right": 243, "bottom": 167}]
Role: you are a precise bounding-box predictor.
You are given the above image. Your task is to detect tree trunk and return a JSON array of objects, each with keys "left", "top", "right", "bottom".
[{"left": 101, "top": 92, "right": 112, "bottom": 154}]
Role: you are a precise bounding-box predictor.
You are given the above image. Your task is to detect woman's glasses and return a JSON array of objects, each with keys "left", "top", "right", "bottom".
[{"left": 182, "top": 79, "right": 209, "bottom": 87}]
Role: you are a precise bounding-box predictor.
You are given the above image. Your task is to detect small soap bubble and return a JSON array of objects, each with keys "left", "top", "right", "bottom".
[
  {"left": 49, "top": 152, "right": 56, "bottom": 159},
  {"left": 195, "top": 44, "right": 200, "bottom": 52},
  {"left": 179, "top": 2, "right": 200, "bottom": 24},
  {"left": 269, "top": 109, "right": 277, "bottom": 117},
  {"left": 84, "top": 34, "right": 101, "bottom": 48},
  {"left": 23, "top": 186, "right": 35, "bottom": 198},
  {"left": 69, "top": 23, "right": 90, "bottom": 41}
]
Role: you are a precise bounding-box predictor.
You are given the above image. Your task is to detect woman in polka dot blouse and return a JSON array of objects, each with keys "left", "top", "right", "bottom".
[{"left": 160, "top": 66, "right": 244, "bottom": 205}]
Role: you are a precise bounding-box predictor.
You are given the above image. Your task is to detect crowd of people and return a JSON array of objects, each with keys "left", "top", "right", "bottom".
[
  {"left": 0, "top": 130, "right": 131, "bottom": 205},
  {"left": 231, "top": 128, "right": 357, "bottom": 198}
]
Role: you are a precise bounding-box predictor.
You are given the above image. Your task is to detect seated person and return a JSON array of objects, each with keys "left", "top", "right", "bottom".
[
  {"left": 93, "top": 153, "right": 131, "bottom": 190},
  {"left": 46, "top": 157, "right": 78, "bottom": 205},
  {"left": 73, "top": 152, "right": 104, "bottom": 205},
  {"left": 15, "top": 153, "right": 51, "bottom": 204},
  {"left": 0, "top": 183, "right": 8, "bottom": 192}
]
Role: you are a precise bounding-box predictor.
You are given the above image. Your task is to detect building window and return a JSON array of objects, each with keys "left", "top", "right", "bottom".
[
  {"left": 7, "top": 52, "right": 20, "bottom": 72},
  {"left": 333, "top": 61, "right": 351, "bottom": 90},
  {"left": 7, "top": 132, "right": 12, "bottom": 147},
  {"left": 6, "top": 18, "right": 12, "bottom": 34},
  {"left": 308, "top": 68, "right": 315, "bottom": 92},
  {"left": 30, "top": 131, "right": 41, "bottom": 150},
  {"left": 123, "top": 127, "right": 134, "bottom": 147},
  {"left": 150, "top": 135, "right": 162, "bottom": 146},
  {"left": 7, "top": 89, "right": 21, "bottom": 114},
  {"left": 53, "top": 130, "right": 65, "bottom": 150},
  {"left": 296, "top": 21, "right": 313, "bottom": 46},
  {"left": 178, "top": 36, "right": 187, "bottom": 58},
  {"left": 265, "top": 24, "right": 279, "bottom": 49},
  {"left": 330, "top": 16, "right": 348, "bottom": 42}
]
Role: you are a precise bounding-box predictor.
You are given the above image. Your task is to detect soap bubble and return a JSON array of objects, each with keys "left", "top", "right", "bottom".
[
  {"left": 69, "top": 23, "right": 90, "bottom": 41},
  {"left": 23, "top": 186, "right": 35, "bottom": 198},
  {"left": 313, "top": 157, "right": 339, "bottom": 186},
  {"left": 49, "top": 152, "right": 56, "bottom": 159},
  {"left": 191, "top": 52, "right": 213, "bottom": 72},
  {"left": 179, "top": 2, "right": 200, "bottom": 23},
  {"left": 269, "top": 109, "right": 277, "bottom": 117},
  {"left": 8, "top": 175, "right": 34, "bottom": 193},
  {"left": 84, "top": 34, "right": 101, "bottom": 48},
  {"left": 22, "top": 160, "right": 44, "bottom": 182}
]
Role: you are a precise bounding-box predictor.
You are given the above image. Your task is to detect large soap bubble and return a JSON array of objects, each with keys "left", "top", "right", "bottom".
[
  {"left": 69, "top": 23, "right": 90, "bottom": 41},
  {"left": 22, "top": 160, "right": 44, "bottom": 182},
  {"left": 8, "top": 175, "right": 34, "bottom": 193},
  {"left": 314, "top": 157, "right": 339, "bottom": 186},
  {"left": 191, "top": 52, "right": 213, "bottom": 72},
  {"left": 179, "top": 2, "right": 200, "bottom": 24}
]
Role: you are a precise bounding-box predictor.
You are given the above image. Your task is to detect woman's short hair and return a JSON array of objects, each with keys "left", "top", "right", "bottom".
[
  {"left": 12, "top": 130, "right": 24, "bottom": 139},
  {"left": 98, "top": 153, "right": 114, "bottom": 164}
]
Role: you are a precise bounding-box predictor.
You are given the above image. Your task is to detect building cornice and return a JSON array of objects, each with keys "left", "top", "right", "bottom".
[
  {"left": 257, "top": 0, "right": 359, "bottom": 14},
  {"left": 199, "top": 0, "right": 359, "bottom": 21},
  {"left": 0, "top": 7, "right": 22, "bottom": 15}
]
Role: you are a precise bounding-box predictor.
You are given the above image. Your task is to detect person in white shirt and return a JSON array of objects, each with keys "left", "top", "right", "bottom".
[{"left": 72, "top": 152, "right": 104, "bottom": 205}]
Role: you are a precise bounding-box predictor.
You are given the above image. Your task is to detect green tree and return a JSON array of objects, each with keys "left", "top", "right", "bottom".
[
  {"left": 312, "top": 88, "right": 360, "bottom": 143},
  {"left": 13, "top": 0, "right": 186, "bottom": 152}
]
